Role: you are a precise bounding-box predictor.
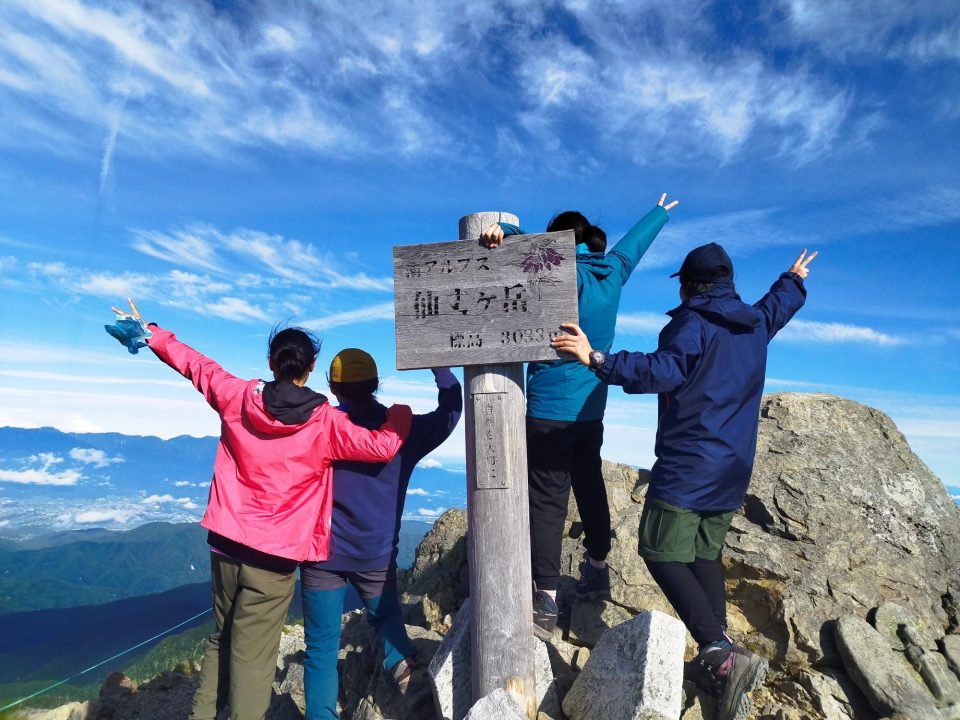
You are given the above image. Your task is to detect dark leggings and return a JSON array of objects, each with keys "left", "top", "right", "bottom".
[
  {"left": 644, "top": 556, "right": 727, "bottom": 647},
  {"left": 527, "top": 417, "right": 610, "bottom": 592}
]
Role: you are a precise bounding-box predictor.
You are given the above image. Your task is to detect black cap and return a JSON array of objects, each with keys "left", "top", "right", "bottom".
[{"left": 670, "top": 243, "right": 733, "bottom": 283}]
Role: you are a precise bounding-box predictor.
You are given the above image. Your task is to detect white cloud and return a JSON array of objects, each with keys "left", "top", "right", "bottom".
[
  {"left": 0, "top": 452, "right": 82, "bottom": 486},
  {"left": 616, "top": 313, "right": 668, "bottom": 336},
  {"left": 407, "top": 487, "right": 431, "bottom": 496},
  {"left": 69, "top": 447, "right": 123, "bottom": 468},
  {"left": 307, "top": 303, "right": 395, "bottom": 331},
  {"left": 74, "top": 508, "right": 138, "bottom": 524},
  {"left": 141, "top": 494, "right": 176, "bottom": 504},
  {"left": 416, "top": 507, "right": 447, "bottom": 518},
  {"left": 0, "top": 0, "right": 865, "bottom": 168},
  {"left": 416, "top": 458, "right": 442, "bottom": 469},
  {"left": 0, "top": 466, "right": 81, "bottom": 486},
  {"left": 173, "top": 480, "right": 194, "bottom": 487},
  {"left": 780, "top": 0, "right": 960, "bottom": 65},
  {"left": 778, "top": 320, "right": 906, "bottom": 346}
]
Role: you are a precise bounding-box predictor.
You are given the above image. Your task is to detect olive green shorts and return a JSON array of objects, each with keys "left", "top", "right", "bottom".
[{"left": 638, "top": 498, "right": 734, "bottom": 563}]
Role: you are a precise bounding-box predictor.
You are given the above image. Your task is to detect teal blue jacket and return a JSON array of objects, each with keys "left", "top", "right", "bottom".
[{"left": 502, "top": 205, "right": 669, "bottom": 421}]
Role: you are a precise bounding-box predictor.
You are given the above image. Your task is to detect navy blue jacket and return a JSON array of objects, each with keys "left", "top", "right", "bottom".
[
  {"left": 596, "top": 273, "right": 806, "bottom": 512},
  {"left": 502, "top": 205, "right": 669, "bottom": 421},
  {"left": 305, "top": 368, "right": 462, "bottom": 571}
]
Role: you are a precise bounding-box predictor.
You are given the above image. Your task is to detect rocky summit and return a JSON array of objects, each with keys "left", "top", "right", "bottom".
[{"left": 19, "top": 393, "right": 960, "bottom": 720}]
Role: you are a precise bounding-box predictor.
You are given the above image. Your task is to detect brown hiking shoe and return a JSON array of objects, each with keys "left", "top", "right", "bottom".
[{"left": 684, "top": 643, "right": 768, "bottom": 720}]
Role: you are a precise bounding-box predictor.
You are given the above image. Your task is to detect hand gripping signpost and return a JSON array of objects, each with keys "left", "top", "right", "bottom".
[{"left": 394, "top": 212, "right": 578, "bottom": 717}]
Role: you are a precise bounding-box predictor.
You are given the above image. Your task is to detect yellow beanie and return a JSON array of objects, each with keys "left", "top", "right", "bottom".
[{"left": 329, "top": 348, "right": 378, "bottom": 383}]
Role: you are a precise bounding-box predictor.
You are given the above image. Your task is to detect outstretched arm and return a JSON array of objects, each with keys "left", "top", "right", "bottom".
[
  {"left": 755, "top": 249, "right": 817, "bottom": 340},
  {"left": 324, "top": 403, "right": 413, "bottom": 464},
  {"left": 606, "top": 193, "right": 677, "bottom": 285},
  {"left": 551, "top": 315, "right": 701, "bottom": 394},
  {"left": 110, "top": 299, "right": 245, "bottom": 413}
]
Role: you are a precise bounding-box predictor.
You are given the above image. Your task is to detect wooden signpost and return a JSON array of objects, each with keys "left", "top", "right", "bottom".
[{"left": 393, "top": 212, "right": 578, "bottom": 718}]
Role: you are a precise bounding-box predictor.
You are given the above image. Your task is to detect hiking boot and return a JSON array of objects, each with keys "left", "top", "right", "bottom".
[
  {"left": 532, "top": 590, "right": 558, "bottom": 640},
  {"left": 684, "top": 642, "right": 768, "bottom": 720},
  {"left": 575, "top": 556, "right": 611, "bottom": 600}
]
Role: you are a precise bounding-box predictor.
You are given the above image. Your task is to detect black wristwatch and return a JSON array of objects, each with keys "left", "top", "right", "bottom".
[{"left": 588, "top": 350, "right": 606, "bottom": 372}]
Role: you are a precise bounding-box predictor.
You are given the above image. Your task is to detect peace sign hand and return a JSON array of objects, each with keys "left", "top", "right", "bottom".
[
  {"left": 111, "top": 298, "right": 144, "bottom": 322},
  {"left": 788, "top": 249, "right": 818, "bottom": 279},
  {"left": 658, "top": 193, "right": 679, "bottom": 212}
]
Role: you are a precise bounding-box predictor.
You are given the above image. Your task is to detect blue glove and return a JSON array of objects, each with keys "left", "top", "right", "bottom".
[{"left": 105, "top": 316, "right": 152, "bottom": 354}]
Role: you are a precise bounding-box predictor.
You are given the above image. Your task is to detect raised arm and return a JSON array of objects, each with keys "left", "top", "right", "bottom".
[
  {"left": 109, "top": 299, "right": 245, "bottom": 413},
  {"left": 406, "top": 368, "right": 464, "bottom": 460},
  {"left": 754, "top": 249, "right": 817, "bottom": 340},
  {"left": 323, "top": 403, "right": 413, "bottom": 463},
  {"left": 606, "top": 193, "right": 677, "bottom": 285}
]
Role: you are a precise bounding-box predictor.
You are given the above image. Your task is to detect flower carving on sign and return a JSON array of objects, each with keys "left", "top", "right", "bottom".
[{"left": 521, "top": 240, "right": 566, "bottom": 300}]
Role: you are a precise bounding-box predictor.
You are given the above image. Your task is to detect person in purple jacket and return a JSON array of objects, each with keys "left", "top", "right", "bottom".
[
  {"left": 551, "top": 244, "right": 817, "bottom": 720},
  {"left": 299, "top": 349, "right": 462, "bottom": 720}
]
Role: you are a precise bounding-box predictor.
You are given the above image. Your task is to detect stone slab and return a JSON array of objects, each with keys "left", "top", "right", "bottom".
[{"left": 561, "top": 610, "right": 684, "bottom": 720}]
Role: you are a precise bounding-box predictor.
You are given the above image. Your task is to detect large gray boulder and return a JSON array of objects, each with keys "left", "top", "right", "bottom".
[
  {"left": 724, "top": 394, "right": 960, "bottom": 668},
  {"left": 835, "top": 613, "right": 942, "bottom": 719},
  {"left": 561, "top": 610, "right": 685, "bottom": 720},
  {"left": 462, "top": 688, "right": 528, "bottom": 720}
]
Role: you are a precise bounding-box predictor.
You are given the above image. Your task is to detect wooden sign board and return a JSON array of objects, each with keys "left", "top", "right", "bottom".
[{"left": 394, "top": 231, "right": 578, "bottom": 370}]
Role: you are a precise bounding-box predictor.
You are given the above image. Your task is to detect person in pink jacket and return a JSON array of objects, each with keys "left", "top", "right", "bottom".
[{"left": 107, "top": 300, "right": 412, "bottom": 720}]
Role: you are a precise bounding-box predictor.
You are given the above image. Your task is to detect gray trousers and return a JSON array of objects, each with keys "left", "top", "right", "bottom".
[{"left": 190, "top": 553, "right": 296, "bottom": 720}]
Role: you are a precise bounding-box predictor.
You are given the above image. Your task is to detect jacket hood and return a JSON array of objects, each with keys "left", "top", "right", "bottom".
[
  {"left": 577, "top": 252, "right": 614, "bottom": 280},
  {"left": 669, "top": 285, "right": 762, "bottom": 330},
  {"left": 244, "top": 380, "right": 328, "bottom": 434},
  {"left": 337, "top": 399, "right": 388, "bottom": 431}
]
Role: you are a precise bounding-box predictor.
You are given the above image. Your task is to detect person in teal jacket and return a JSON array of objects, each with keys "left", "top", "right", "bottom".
[{"left": 481, "top": 193, "right": 677, "bottom": 636}]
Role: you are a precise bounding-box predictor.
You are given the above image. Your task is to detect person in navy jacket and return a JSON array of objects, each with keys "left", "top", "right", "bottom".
[
  {"left": 551, "top": 243, "right": 817, "bottom": 720},
  {"left": 299, "top": 349, "right": 462, "bottom": 720}
]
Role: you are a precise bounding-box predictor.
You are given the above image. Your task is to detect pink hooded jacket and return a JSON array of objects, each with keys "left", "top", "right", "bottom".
[{"left": 147, "top": 326, "right": 412, "bottom": 562}]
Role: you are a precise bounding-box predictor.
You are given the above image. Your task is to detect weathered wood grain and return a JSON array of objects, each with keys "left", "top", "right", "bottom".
[
  {"left": 393, "top": 226, "right": 578, "bottom": 370},
  {"left": 458, "top": 211, "right": 538, "bottom": 719}
]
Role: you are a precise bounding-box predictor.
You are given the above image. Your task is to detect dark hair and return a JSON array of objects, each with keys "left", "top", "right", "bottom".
[
  {"left": 268, "top": 326, "right": 321, "bottom": 382},
  {"left": 547, "top": 211, "right": 605, "bottom": 252},
  {"left": 328, "top": 378, "right": 380, "bottom": 403},
  {"left": 680, "top": 270, "right": 735, "bottom": 300}
]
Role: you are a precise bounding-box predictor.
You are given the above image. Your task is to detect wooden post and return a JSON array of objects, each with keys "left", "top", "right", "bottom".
[{"left": 459, "top": 212, "right": 537, "bottom": 718}]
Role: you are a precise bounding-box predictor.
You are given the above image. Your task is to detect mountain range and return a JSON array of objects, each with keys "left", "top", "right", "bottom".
[{"left": 0, "top": 426, "right": 465, "bottom": 538}]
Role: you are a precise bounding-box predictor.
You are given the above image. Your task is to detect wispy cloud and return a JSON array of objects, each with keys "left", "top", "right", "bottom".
[
  {"left": 780, "top": 0, "right": 960, "bottom": 65},
  {"left": 778, "top": 319, "right": 907, "bottom": 346},
  {"left": 616, "top": 312, "right": 669, "bottom": 336},
  {"left": 407, "top": 487, "right": 431, "bottom": 496},
  {"left": 131, "top": 224, "right": 393, "bottom": 291},
  {"left": 416, "top": 458, "right": 442, "bottom": 469},
  {"left": 307, "top": 303, "right": 394, "bottom": 331},
  {"left": 0, "top": 0, "right": 881, "bottom": 168}
]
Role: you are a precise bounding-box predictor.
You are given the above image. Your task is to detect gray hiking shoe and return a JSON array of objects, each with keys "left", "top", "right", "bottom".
[
  {"left": 532, "top": 589, "right": 559, "bottom": 640},
  {"left": 684, "top": 642, "right": 768, "bottom": 720},
  {"left": 575, "top": 556, "right": 611, "bottom": 600}
]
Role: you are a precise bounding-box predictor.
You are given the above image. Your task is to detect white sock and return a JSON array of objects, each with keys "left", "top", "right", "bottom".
[{"left": 587, "top": 555, "right": 607, "bottom": 569}]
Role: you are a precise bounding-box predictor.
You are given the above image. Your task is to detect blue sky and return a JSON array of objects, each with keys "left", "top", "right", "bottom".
[{"left": 0, "top": 0, "right": 958, "bottom": 499}]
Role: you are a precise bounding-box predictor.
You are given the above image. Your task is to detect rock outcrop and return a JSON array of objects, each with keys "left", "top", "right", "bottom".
[{"left": 18, "top": 393, "right": 960, "bottom": 719}]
